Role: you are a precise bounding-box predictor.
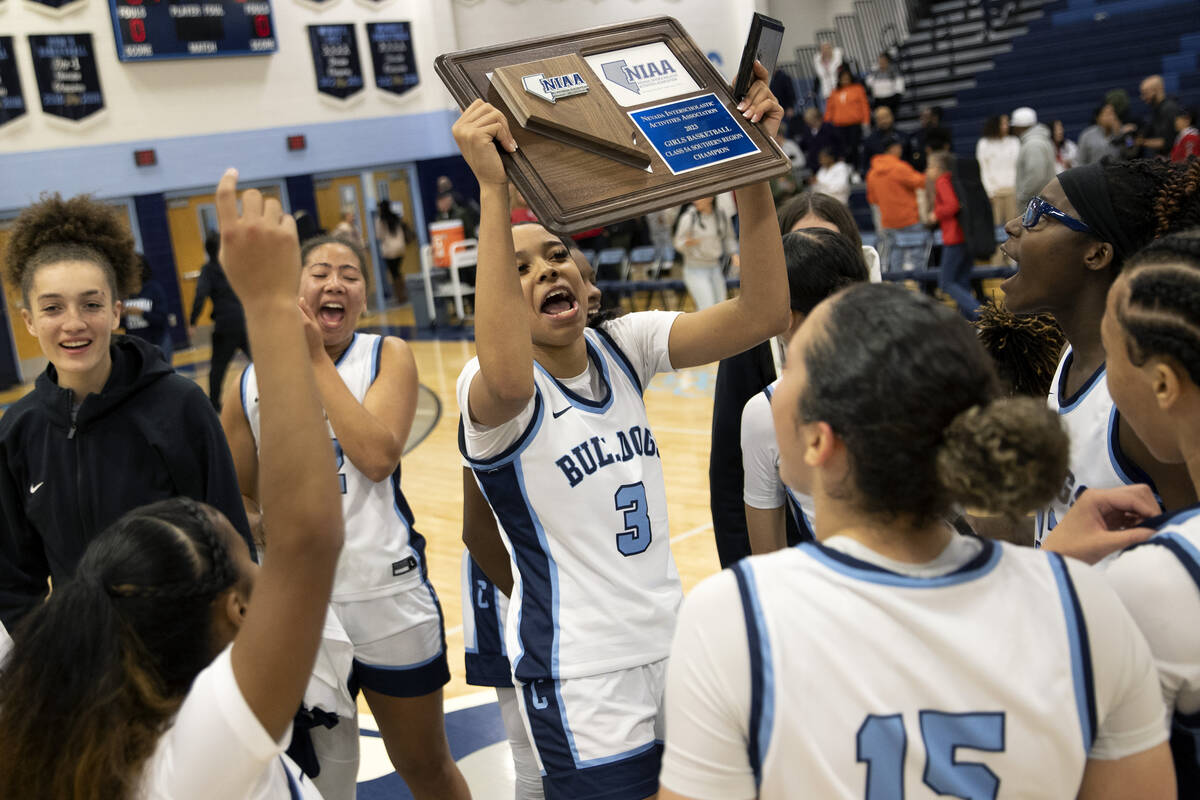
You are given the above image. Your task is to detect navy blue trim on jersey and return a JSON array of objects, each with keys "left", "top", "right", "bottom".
[
  {"left": 1135, "top": 533, "right": 1200, "bottom": 598},
  {"left": 784, "top": 489, "right": 816, "bottom": 543},
  {"left": 474, "top": 459, "right": 559, "bottom": 681},
  {"left": 352, "top": 647, "right": 450, "bottom": 698},
  {"left": 334, "top": 332, "right": 359, "bottom": 368},
  {"left": 536, "top": 338, "right": 615, "bottom": 414},
  {"left": 734, "top": 560, "right": 775, "bottom": 789},
  {"left": 465, "top": 557, "right": 514, "bottom": 687},
  {"left": 799, "top": 537, "right": 1000, "bottom": 588},
  {"left": 1107, "top": 407, "right": 1160, "bottom": 494},
  {"left": 460, "top": 394, "right": 546, "bottom": 471},
  {"left": 1055, "top": 349, "right": 1106, "bottom": 414},
  {"left": 592, "top": 326, "right": 644, "bottom": 396},
  {"left": 540, "top": 742, "right": 663, "bottom": 800},
  {"left": 1171, "top": 707, "right": 1200, "bottom": 795},
  {"left": 763, "top": 384, "right": 775, "bottom": 402},
  {"left": 1048, "top": 554, "right": 1097, "bottom": 751},
  {"left": 1140, "top": 503, "right": 1200, "bottom": 532},
  {"left": 283, "top": 757, "right": 304, "bottom": 800}
]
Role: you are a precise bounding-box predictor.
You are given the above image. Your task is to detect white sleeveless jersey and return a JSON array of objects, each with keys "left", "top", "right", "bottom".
[
  {"left": 1036, "top": 348, "right": 1155, "bottom": 546},
  {"left": 242, "top": 333, "right": 422, "bottom": 601},
  {"left": 460, "top": 325, "right": 682, "bottom": 681},
  {"left": 662, "top": 537, "right": 1166, "bottom": 799}
]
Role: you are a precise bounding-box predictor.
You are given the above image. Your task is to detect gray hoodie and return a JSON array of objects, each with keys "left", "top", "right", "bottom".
[{"left": 1015, "top": 123, "right": 1057, "bottom": 209}]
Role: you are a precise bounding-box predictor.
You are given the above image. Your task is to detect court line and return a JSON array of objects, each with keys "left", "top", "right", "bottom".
[
  {"left": 670, "top": 522, "right": 713, "bottom": 544},
  {"left": 446, "top": 623, "right": 463, "bottom": 637}
]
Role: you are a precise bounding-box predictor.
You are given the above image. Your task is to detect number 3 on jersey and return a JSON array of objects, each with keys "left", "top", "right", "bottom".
[
  {"left": 614, "top": 482, "right": 651, "bottom": 556},
  {"left": 857, "top": 711, "right": 1005, "bottom": 799}
]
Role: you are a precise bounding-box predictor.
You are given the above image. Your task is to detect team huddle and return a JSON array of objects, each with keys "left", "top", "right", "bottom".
[{"left": 1, "top": 62, "right": 1200, "bottom": 800}]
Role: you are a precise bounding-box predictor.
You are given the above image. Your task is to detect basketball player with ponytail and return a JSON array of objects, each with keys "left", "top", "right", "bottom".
[
  {"left": 0, "top": 170, "right": 343, "bottom": 799},
  {"left": 659, "top": 283, "right": 1174, "bottom": 799}
]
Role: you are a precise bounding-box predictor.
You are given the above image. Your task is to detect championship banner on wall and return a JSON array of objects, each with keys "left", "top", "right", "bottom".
[
  {"left": 367, "top": 22, "right": 418, "bottom": 97},
  {"left": 0, "top": 37, "right": 28, "bottom": 129},
  {"left": 308, "top": 24, "right": 364, "bottom": 102},
  {"left": 29, "top": 33, "right": 105, "bottom": 123}
]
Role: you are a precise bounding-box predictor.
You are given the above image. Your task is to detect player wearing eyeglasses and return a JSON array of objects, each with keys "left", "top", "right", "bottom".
[{"left": 998, "top": 159, "right": 1200, "bottom": 557}]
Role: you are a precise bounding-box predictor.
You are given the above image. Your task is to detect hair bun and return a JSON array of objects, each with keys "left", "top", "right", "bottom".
[{"left": 936, "top": 397, "right": 1068, "bottom": 517}]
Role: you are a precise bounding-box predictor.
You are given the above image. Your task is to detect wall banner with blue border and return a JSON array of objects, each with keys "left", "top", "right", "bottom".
[
  {"left": 29, "top": 34, "right": 105, "bottom": 123},
  {"left": 367, "top": 22, "right": 418, "bottom": 96},
  {"left": 308, "top": 24, "right": 364, "bottom": 102},
  {"left": 628, "top": 93, "right": 759, "bottom": 176},
  {"left": 0, "top": 37, "right": 27, "bottom": 129}
]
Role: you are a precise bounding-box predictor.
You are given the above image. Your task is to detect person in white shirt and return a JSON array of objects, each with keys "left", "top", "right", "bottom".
[
  {"left": 450, "top": 60, "right": 789, "bottom": 800},
  {"left": 0, "top": 170, "right": 343, "bottom": 799},
  {"left": 811, "top": 41, "right": 843, "bottom": 105},
  {"left": 660, "top": 283, "right": 1175, "bottom": 800},
  {"left": 975, "top": 113, "right": 1021, "bottom": 264},
  {"left": 812, "top": 148, "right": 853, "bottom": 206},
  {"left": 741, "top": 228, "right": 867, "bottom": 555},
  {"left": 1096, "top": 231, "right": 1200, "bottom": 793},
  {"left": 674, "top": 196, "right": 739, "bottom": 310},
  {"left": 864, "top": 52, "right": 905, "bottom": 115}
]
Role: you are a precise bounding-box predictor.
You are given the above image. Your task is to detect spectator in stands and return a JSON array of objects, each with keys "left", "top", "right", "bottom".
[
  {"left": 976, "top": 114, "right": 1020, "bottom": 243},
  {"left": 824, "top": 66, "right": 870, "bottom": 172},
  {"left": 908, "top": 105, "right": 949, "bottom": 173},
  {"left": 1051, "top": 120, "right": 1078, "bottom": 173},
  {"left": 1076, "top": 104, "right": 1122, "bottom": 166},
  {"left": 812, "top": 41, "right": 844, "bottom": 106},
  {"left": 813, "top": 148, "right": 853, "bottom": 206},
  {"left": 375, "top": 199, "right": 413, "bottom": 305},
  {"left": 673, "top": 196, "right": 738, "bottom": 310},
  {"left": 796, "top": 106, "right": 838, "bottom": 168},
  {"left": 862, "top": 105, "right": 908, "bottom": 174},
  {"left": 1171, "top": 107, "right": 1200, "bottom": 162},
  {"left": 1011, "top": 106, "right": 1056, "bottom": 209},
  {"left": 1136, "top": 75, "right": 1183, "bottom": 158},
  {"left": 433, "top": 191, "right": 476, "bottom": 238},
  {"left": 867, "top": 136, "right": 928, "bottom": 272},
  {"left": 864, "top": 52, "right": 905, "bottom": 115},
  {"left": 928, "top": 152, "right": 980, "bottom": 320}
]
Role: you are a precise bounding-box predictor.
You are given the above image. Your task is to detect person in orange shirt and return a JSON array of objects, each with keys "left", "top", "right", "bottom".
[
  {"left": 866, "top": 136, "right": 929, "bottom": 272},
  {"left": 824, "top": 66, "right": 870, "bottom": 169}
]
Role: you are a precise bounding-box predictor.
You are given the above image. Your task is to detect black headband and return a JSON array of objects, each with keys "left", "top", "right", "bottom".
[{"left": 1057, "top": 162, "right": 1136, "bottom": 266}]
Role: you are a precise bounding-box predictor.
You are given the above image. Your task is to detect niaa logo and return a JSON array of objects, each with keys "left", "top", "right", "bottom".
[
  {"left": 600, "top": 59, "right": 678, "bottom": 95},
  {"left": 521, "top": 71, "right": 588, "bottom": 103}
]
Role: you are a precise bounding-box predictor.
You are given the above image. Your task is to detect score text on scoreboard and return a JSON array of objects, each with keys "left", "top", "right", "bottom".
[{"left": 108, "top": 0, "right": 278, "bottom": 62}]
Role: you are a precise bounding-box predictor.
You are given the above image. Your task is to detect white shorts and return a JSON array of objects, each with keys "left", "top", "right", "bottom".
[
  {"left": 516, "top": 659, "right": 667, "bottom": 800},
  {"left": 332, "top": 581, "right": 449, "bottom": 698}
]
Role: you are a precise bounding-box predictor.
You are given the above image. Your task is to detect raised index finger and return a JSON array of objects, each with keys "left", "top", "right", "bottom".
[{"left": 215, "top": 168, "right": 240, "bottom": 230}]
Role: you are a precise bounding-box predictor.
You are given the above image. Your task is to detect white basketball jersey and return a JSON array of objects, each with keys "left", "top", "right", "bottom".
[
  {"left": 1036, "top": 348, "right": 1154, "bottom": 546},
  {"left": 737, "top": 539, "right": 1102, "bottom": 798},
  {"left": 462, "top": 327, "right": 682, "bottom": 681},
  {"left": 242, "top": 333, "right": 423, "bottom": 602}
]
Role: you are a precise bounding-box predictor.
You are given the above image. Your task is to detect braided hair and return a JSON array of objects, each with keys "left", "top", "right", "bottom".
[
  {"left": 0, "top": 498, "right": 242, "bottom": 800},
  {"left": 974, "top": 301, "right": 1067, "bottom": 398},
  {"left": 1114, "top": 228, "right": 1200, "bottom": 387},
  {"left": 1103, "top": 157, "right": 1200, "bottom": 272}
]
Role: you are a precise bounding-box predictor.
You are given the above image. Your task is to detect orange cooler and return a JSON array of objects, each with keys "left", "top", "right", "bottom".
[{"left": 429, "top": 220, "right": 465, "bottom": 268}]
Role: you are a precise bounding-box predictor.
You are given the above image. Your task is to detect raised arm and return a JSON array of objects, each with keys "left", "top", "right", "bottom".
[
  {"left": 667, "top": 63, "right": 790, "bottom": 369},
  {"left": 300, "top": 309, "right": 419, "bottom": 483},
  {"left": 214, "top": 170, "right": 344, "bottom": 741},
  {"left": 451, "top": 100, "right": 531, "bottom": 427},
  {"left": 220, "top": 371, "right": 263, "bottom": 550}
]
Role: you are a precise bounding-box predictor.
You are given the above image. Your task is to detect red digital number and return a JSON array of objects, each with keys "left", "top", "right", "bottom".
[
  {"left": 126, "top": 0, "right": 142, "bottom": 5},
  {"left": 130, "top": 18, "right": 147, "bottom": 42},
  {"left": 254, "top": 15, "right": 271, "bottom": 37}
]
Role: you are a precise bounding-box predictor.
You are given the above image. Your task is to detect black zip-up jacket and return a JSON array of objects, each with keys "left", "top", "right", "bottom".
[{"left": 0, "top": 335, "right": 254, "bottom": 631}]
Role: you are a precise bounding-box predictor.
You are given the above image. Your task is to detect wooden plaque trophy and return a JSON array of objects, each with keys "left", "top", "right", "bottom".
[{"left": 435, "top": 17, "right": 793, "bottom": 235}]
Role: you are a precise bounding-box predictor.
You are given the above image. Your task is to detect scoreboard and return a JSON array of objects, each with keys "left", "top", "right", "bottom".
[{"left": 108, "top": 0, "right": 277, "bottom": 62}]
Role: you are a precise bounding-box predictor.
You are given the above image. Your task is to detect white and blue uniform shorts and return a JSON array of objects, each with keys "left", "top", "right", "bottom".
[
  {"left": 516, "top": 659, "right": 667, "bottom": 800},
  {"left": 333, "top": 581, "right": 449, "bottom": 699}
]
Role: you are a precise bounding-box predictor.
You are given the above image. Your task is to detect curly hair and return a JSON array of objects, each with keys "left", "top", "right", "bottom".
[
  {"left": 4, "top": 194, "right": 139, "bottom": 306},
  {"left": 1096, "top": 158, "right": 1200, "bottom": 273},
  {"left": 1114, "top": 228, "right": 1200, "bottom": 387},
  {"left": 798, "top": 284, "right": 1067, "bottom": 524},
  {"left": 0, "top": 498, "right": 240, "bottom": 800},
  {"left": 974, "top": 301, "right": 1066, "bottom": 397}
]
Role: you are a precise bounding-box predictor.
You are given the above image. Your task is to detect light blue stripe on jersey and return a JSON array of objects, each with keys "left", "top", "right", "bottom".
[
  {"left": 371, "top": 335, "right": 383, "bottom": 380},
  {"left": 1048, "top": 554, "right": 1097, "bottom": 751},
  {"left": 1145, "top": 531, "right": 1200, "bottom": 595},
  {"left": 733, "top": 561, "right": 775, "bottom": 788},
  {"left": 239, "top": 365, "right": 253, "bottom": 420},
  {"left": 798, "top": 539, "right": 1002, "bottom": 588},
  {"left": 1055, "top": 350, "right": 1106, "bottom": 414},
  {"left": 460, "top": 394, "right": 547, "bottom": 471},
  {"left": 1106, "top": 406, "right": 1157, "bottom": 490},
  {"left": 593, "top": 326, "right": 645, "bottom": 395},
  {"left": 514, "top": 458, "right": 563, "bottom": 684},
  {"left": 334, "top": 332, "right": 358, "bottom": 367}
]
